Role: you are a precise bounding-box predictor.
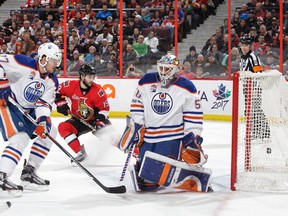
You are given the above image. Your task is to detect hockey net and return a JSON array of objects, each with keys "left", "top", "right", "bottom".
[{"left": 231, "top": 70, "right": 288, "bottom": 192}]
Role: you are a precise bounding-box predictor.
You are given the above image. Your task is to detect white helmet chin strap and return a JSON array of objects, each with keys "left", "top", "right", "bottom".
[{"left": 39, "top": 57, "right": 49, "bottom": 73}]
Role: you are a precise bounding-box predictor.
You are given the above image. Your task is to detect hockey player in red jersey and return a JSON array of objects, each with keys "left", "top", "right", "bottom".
[
  {"left": 0, "top": 42, "right": 62, "bottom": 196},
  {"left": 56, "top": 64, "right": 110, "bottom": 162},
  {"left": 118, "top": 54, "right": 212, "bottom": 192}
]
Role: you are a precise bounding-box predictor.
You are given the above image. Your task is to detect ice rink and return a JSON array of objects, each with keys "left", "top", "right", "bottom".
[{"left": 0, "top": 117, "right": 288, "bottom": 216}]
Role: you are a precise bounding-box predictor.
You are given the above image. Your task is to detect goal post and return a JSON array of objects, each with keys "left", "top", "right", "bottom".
[{"left": 231, "top": 70, "right": 288, "bottom": 192}]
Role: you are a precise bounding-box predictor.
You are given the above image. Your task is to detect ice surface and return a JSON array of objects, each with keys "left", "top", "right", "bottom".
[{"left": 0, "top": 118, "right": 288, "bottom": 216}]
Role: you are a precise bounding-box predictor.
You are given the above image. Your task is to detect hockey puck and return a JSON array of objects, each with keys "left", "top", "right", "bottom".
[
  {"left": 267, "top": 147, "right": 272, "bottom": 154},
  {"left": 6, "top": 201, "right": 11, "bottom": 208}
]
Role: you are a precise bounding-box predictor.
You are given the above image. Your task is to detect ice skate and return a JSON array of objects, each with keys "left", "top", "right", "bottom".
[
  {"left": 71, "top": 145, "right": 87, "bottom": 164},
  {"left": 20, "top": 163, "right": 50, "bottom": 191},
  {"left": 0, "top": 172, "right": 23, "bottom": 197}
]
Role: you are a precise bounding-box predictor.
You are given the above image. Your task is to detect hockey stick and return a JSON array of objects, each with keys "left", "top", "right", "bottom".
[
  {"left": 119, "top": 144, "right": 136, "bottom": 182},
  {"left": 8, "top": 97, "right": 126, "bottom": 194},
  {"left": 69, "top": 112, "right": 96, "bottom": 132},
  {"left": 0, "top": 201, "right": 11, "bottom": 213}
]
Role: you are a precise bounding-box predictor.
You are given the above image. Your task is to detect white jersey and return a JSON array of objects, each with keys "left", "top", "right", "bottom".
[
  {"left": 0, "top": 54, "right": 58, "bottom": 118},
  {"left": 130, "top": 73, "right": 203, "bottom": 143}
]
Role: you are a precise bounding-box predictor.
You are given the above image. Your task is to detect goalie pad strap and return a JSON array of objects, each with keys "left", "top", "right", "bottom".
[{"left": 139, "top": 151, "right": 211, "bottom": 192}]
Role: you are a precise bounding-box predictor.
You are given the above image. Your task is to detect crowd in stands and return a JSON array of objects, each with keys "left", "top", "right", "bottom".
[
  {"left": 180, "top": 0, "right": 282, "bottom": 79},
  {"left": 0, "top": 0, "right": 64, "bottom": 73},
  {"left": 1, "top": 0, "right": 285, "bottom": 79},
  {"left": 66, "top": 0, "right": 222, "bottom": 77}
]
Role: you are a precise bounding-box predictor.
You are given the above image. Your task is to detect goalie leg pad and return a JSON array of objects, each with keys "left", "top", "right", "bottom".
[
  {"left": 129, "top": 164, "right": 159, "bottom": 192},
  {"left": 118, "top": 116, "right": 145, "bottom": 151},
  {"left": 139, "top": 151, "right": 212, "bottom": 192}
]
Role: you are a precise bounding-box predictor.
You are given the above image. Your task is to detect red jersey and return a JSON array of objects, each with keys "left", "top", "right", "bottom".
[{"left": 58, "top": 80, "right": 109, "bottom": 121}]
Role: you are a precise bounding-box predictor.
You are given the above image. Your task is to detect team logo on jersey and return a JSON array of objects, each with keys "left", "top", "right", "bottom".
[
  {"left": 77, "top": 98, "right": 94, "bottom": 120},
  {"left": 151, "top": 92, "right": 173, "bottom": 115},
  {"left": 23, "top": 81, "right": 45, "bottom": 103}
]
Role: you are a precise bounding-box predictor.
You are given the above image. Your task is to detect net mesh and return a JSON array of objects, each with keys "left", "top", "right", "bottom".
[{"left": 235, "top": 70, "right": 288, "bottom": 192}]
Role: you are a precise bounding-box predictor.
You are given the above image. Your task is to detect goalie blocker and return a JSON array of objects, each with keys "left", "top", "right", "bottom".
[{"left": 131, "top": 151, "right": 212, "bottom": 192}]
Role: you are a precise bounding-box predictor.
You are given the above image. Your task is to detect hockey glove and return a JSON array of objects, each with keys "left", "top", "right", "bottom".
[
  {"left": 55, "top": 99, "right": 70, "bottom": 116},
  {"left": 34, "top": 116, "right": 52, "bottom": 139},
  {"left": 0, "top": 79, "right": 11, "bottom": 106},
  {"left": 181, "top": 132, "right": 207, "bottom": 166}
]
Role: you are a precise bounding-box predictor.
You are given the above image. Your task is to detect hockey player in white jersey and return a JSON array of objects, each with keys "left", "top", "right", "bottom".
[
  {"left": 118, "top": 54, "right": 212, "bottom": 192},
  {"left": 0, "top": 42, "right": 62, "bottom": 196}
]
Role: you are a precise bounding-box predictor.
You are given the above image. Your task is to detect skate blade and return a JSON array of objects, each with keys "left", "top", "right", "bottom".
[
  {"left": 21, "top": 181, "right": 49, "bottom": 191},
  {"left": 1, "top": 188, "right": 23, "bottom": 197}
]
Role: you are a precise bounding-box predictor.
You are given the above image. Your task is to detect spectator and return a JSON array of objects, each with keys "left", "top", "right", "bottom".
[
  {"left": 84, "top": 4, "right": 96, "bottom": 20},
  {"left": 183, "top": 46, "right": 198, "bottom": 65},
  {"left": 133, "top": 35, "right": 148, "bottom": 60},
  {"left": 98, "top": 38, "right": 109, "bottom": 55},
  {"left": 252, "top": 34, "right": 267, "bottom": 57},
  {"left": 204, "top": 53, "right": 226, "bottom": 77},
  {"left": 7, "top": 35, "right": 18, "bottom": 53},
  {"left": 95, "top": 27, "right": 113, "bottom": 44},
  {"left": 78, "top": 17, "right": 94, "bottom": 36},
  {"left": 149, "top": 10, "right": 163, "bottom": 28},
  {"left": 96, "top": 4, "right": 112, "bottom": 20},
  {"left": 14, "top": 41, "right": 24, "bottom": 54},
  {"left": 99, "top": 61, "right": 119, "bottom": 76},
  {"left": 84, "top": 45, "right": 97, "bottom": 65},
  {"left": 51, "top": 20, "right": 63, "bottom": 37},
  {"left": 123, "top": 43, "right": 138, "bottom": 69},
  {"left": 0, "top": 43, "right": 9, "bottom": 54},
  {"left": 194, "top": 66, "right": 206, "bottom": 78},
  {"left": 177, "top": 62, "right": 195, "bottom": 79},
  {"left": 192, "top": 54, "right": 205, "bottom": 71},
  {"left": 90, "top": 52, "right": 106, "bottom": 73},
  {"left": 68, "top": 3, "right": 84, "bottom": 20},
  {"left": 259, "top": 24, "right": 273, "bottom": 45},
  {"left": 263, "top": 51, "right": 280, "bottom": 71},
  {"left": 19, "top": 21, "right": 35, "bottom": 36},
  {"left": 144, "top": 30, "right": 159, "bottom": 60},
  {"left": 124, "top": 63, "right": 144, "bottom": 78},
  {"left": 67, "top": 49, "right": 85, "bottom": 76},
  {"left": 92, "top": 20, "right": 104, "bottom": 35}
]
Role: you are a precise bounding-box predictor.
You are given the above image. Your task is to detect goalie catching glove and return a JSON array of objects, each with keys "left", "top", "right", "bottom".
[
  {"left": 34, "top": 116, "right": 52, "bottom": 139},
  {"left": 181, "top": 132, "right": 208, "bottom": 166}
]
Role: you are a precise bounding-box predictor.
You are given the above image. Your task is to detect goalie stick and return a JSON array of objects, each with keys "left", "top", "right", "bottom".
[
  {"left": 0, "top": 201, "right": 11, "bottom": 213},
  {"left": 8, "top": 97, "right": 126, "bottom": 194},
  {"left": 119, "top": 144, "right": 136, "bottom": 182}
]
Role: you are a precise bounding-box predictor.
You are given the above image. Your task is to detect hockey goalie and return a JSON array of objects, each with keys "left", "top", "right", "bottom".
[{"left": 118, "top": 54, "right": 212, "bottom": 192}]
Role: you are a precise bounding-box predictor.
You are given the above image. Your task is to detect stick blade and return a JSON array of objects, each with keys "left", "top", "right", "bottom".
[{"left": 105, "top": 185, "right": 126, "bottom": 194}]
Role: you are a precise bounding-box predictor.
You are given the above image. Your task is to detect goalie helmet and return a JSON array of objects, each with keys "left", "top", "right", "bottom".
[
  {"left": 157, "top": 53, "right": 180, "bottom": 87},
  {"left": 240, "top": 34, "right": 252, "bottom": 45},
  {"left": 38, "top": 42, "right": 62, "bottom": 67},
  {"left": 79, "top": 64, "right": 96, "bottom": 76}
]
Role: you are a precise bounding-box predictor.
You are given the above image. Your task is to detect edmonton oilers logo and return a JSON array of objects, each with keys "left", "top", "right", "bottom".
[
  {"left": 23, "top": 81, "right": 45, "bottom": 103},
  {"left": 151, "top": 92, "right": 173, "bottom": 115}
]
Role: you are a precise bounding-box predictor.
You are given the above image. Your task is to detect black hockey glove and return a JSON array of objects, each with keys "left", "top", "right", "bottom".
[{"left": 55, "top": 93, "right": 70, "bottom": 116}]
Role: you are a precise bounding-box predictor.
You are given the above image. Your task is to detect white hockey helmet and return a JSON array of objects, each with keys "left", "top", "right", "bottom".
[
  {"left": 157, "top": 53, "right": 180, "bottom": 87},
  {"left": 38, "top": 42, "right": 62, "bottom": 67}
]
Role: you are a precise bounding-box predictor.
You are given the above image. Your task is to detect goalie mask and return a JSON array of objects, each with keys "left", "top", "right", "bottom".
[
  {"left": 38, "top": 42, "right": 62, "bottom": 67},
  {"left": 157, "top": 54, "right": 180, "bottom": 88}
]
